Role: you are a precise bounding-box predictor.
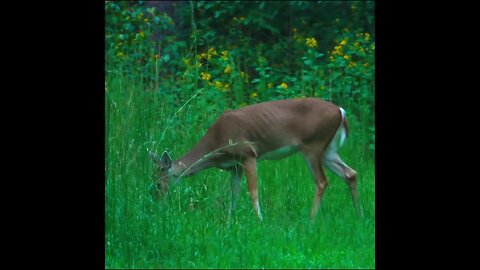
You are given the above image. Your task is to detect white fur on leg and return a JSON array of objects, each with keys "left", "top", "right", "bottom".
[{"left": 255, "top": 200, "right": 263, "bottom": 220}]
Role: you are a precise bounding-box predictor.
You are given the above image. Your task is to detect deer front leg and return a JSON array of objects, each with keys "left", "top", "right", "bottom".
[
  {"left": 228, "top": 165, "right": 243, "bottom": 220},
  {"left": 242, "top": 158, "right": 263, "bottom": 220}
]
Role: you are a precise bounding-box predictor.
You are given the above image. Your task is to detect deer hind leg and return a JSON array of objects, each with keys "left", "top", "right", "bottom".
[
  {"left": 304, "top": 154, "right": 329, "bottom": 221},
  {"left": 228, "top": 165, "right": 243, "bottom": 220},
  {"left": 242, "top": 157, "right": 263, "bottom": 220},
  {"left": 323, "top": 145, "right": 360, "bottom": 215}
]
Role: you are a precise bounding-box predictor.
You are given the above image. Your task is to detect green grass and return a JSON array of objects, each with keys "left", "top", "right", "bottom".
[{"left": 105, "top": 74, "right": 375, "bottom": 269}]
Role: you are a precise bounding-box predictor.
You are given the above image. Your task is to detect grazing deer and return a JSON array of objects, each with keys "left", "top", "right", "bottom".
[{"left": 149, "top": 98, "right": 358, "bottom": 220}]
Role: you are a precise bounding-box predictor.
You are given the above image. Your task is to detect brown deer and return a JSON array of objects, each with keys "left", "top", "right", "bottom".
[{"left": 150, "top": 98, "right": 358, "bottom": 220}]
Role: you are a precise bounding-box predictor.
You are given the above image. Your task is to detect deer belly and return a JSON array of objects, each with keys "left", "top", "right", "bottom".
[{"left": 259, "top": 145, "right": 299, "bottom": 160}]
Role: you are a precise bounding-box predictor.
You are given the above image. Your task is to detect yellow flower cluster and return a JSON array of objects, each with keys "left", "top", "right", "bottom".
[
  {"left": 214, "top": 81, "right": 222, "bottom": 89},
  {"left": 280, "top": 82, "right": 288, "bottom": 89},
  {"left": 332, "top": 44, "right": 344, "bottom": 56},
  {"left": 207, "top": 47, "right": 217, "bottom": 60},
  {"left": 306, "top": 37, "right": 318, "bottom": 48},
  {"left": 224, "top": 66, "right": 232, "bottom": 74},
  {"left": 220, "top": 50, "right": 229, "bottom": 61},
  {"left": 251, "top": 92, "right": 258, "bottom": 98},
  {"left": 197, "top": 52, "right": 207, "bottom": 60},
  {"left": 356, "top": 32, "right": 371, "bottom": 41},
  {"left": 197, "top": 48, "right": 229, "bottom": 62},
  {"left": 201, "top": 72, "right": 211, "bottom": 81},
  {"left": 211, "top": 80, "right": 230, "bottom": 92}
]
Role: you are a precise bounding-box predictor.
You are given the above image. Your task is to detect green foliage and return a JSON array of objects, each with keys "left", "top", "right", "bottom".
[{"left": 105, "top": 1, "right": 183, "bottom": 82}]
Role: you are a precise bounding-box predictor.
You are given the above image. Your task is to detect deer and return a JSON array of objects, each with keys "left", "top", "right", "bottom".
[{"left": 149, "top": 98, "right": 358, "bottom": 221}]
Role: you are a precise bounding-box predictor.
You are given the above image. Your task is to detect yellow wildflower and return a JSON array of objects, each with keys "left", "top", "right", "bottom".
[
  {"left": 306, "top": 37, "right": 318, "bottom": 48},
  {"left": 207, "top": 47, "right": 217, "bottom": 60},
  {"left": 348, "top": 62, "right": 356, "bottom": 68},
  {"left": 220, "top": 51, "right": 229, "bottom": 61},
  {"left": 251, "top": 92, "right": 258, "bottom": 98},
  {"left": 280, "top": 82, "right": 288, "bottom": 89},
  {"left": 117, "top": 51, "right": 125, "bottom": 58},
  {"left": 201, "top": 72, "right": 211, "bottom": 81},
  {"left": 139, "top": 31, "right": 145, "bottom": 38},
  {"left": 344, "top": 55, "right": 349, "bottom": 60},
  {"left": 224, "top": 66, "right": 232, "bottom": 74},
  {"left": 198, "top": 53, "right": 207, "bottom": 60},
  {"left": 363, "top": 63, "right": 369, "bottom": 67},
  {"left": 224, "top": 83, "right": 230, "bottom": 91},
  {"left": 214, "top": 81, "right": 223, "bottom": 89},
  {"left": 340, "top": 39, "right": 347, "bottom": 46}
]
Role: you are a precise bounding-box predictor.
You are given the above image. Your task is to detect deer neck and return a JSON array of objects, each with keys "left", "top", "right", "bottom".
[{"left": 171, "top": 138, "right": 218, "bottom": 178}]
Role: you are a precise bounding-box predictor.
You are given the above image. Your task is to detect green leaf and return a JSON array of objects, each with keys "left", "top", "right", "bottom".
[
  {"left": 162, "top": 54, "right": 170, "bottom": 63},
  {"left": 146, "top": 7, "right": 155, "bottom": 16},
  {"left": 303, "top": 59, "right": 312, "bottom": 65},
  {"left": 252, "top": 78, "right": 261, "bottom": 84}
]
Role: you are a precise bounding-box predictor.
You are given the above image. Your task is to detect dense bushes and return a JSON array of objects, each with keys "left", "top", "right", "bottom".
[{"left": 105, "top": 1, "right": 375, "bottom": 152}]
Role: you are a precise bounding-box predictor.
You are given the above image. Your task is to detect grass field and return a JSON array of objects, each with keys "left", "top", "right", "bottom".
[{"left": 105, "top": 74, "right": 375, "bottom": 269}]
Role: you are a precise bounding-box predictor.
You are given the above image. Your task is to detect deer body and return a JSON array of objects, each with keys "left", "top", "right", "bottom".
[{"left": 150, "top": 98, "right": 358, "bottom": 220}]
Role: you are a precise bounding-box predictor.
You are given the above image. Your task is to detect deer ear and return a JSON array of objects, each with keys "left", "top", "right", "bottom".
[{"left": 160, "top": 151, "right": 172, "bottom": 168}]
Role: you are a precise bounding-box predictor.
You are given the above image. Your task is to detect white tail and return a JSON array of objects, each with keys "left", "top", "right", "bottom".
[
  {"left": 339, "top": 107, "right": 348, "bottom": 146},
  {"left": 150, "top": 98, "right": 358, "bottom": 220}
]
